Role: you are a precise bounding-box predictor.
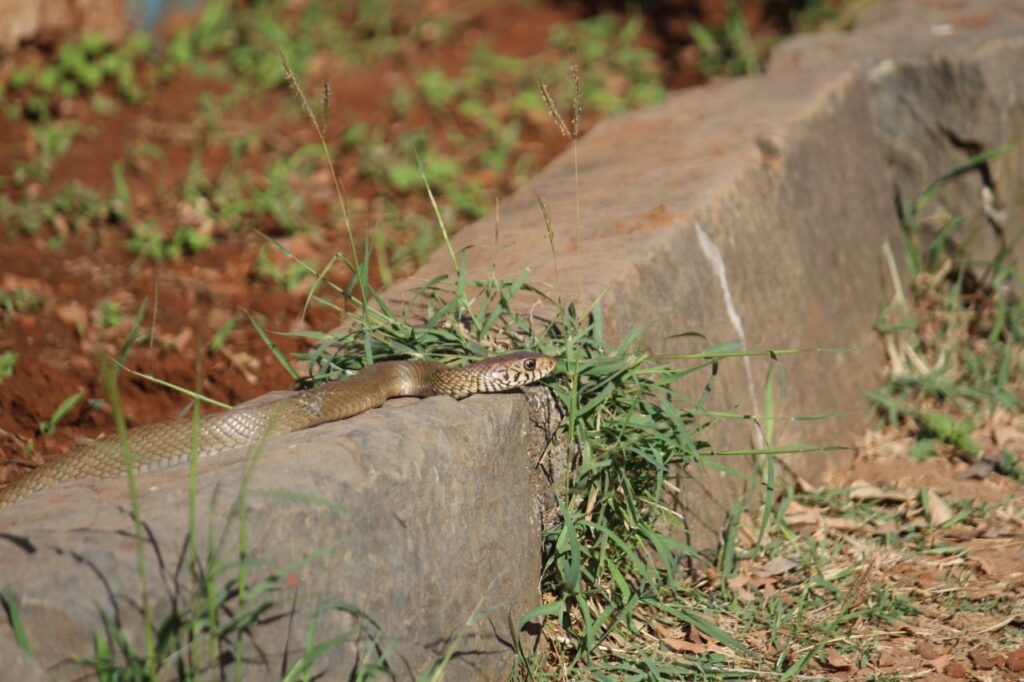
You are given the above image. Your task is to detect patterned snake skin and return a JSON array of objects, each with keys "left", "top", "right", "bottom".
[{"left": 0, "top": 352, "right": 555, "bottom": 508}]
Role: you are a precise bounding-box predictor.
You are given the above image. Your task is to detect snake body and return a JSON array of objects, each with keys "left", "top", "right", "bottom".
[{"left": 0, "top": 352, "right": 555, "bottom": 508}]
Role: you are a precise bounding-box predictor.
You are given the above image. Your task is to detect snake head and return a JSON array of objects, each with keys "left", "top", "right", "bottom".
[{"left": 435, "top": 351, "right": 557, "bottom": 399}]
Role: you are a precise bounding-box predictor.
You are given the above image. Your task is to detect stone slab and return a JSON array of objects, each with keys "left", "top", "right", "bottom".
[
  {"left": 0, "top": 394, "right": 540, "bottom": 680},
  {"left": 393, "top": 0, "right": 1024, "bottom": 546},
  {"left": 398, "top": 67, "right": 900, "bottom": 547},
  {"left": 771, "top": 0, "right": 1024, "bottom": 264}
]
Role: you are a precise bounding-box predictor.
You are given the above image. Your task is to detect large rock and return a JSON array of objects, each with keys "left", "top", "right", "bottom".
[
  {"left": 771, "top": 0, "right": 1024, "bottom": 265},
  {"left": 397, "top": 65, "right": 900, "bottom": 549},
  {"left": 0, "top": 394, "right": 541, "bottom": 679},
  {"left": 396, "top": 0, "right": 1024, "bottom": 549}
]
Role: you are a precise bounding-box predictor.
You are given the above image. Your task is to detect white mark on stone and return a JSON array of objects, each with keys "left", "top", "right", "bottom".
[
  {"left": 693, "top": 221, "right": 761, "bottom": 425},
  {"left": 695, "top": 221, "right": 746, "bottom": 342}
]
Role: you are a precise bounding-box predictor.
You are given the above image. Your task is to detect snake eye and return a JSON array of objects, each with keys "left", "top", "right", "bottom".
[{"left": 524, "top": 358, "right": 537, "bottom": 371}]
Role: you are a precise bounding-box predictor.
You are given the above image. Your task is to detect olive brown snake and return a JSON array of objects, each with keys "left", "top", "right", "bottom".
[{"left": 0, "top": 351, "right": 556, "bottom": 508}]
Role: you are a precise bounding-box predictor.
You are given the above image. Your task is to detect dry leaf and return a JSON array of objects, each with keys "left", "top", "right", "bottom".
[
  {"left": 737, "top": 511, "right": 758, "bottom": 547},
  {"left": 923, "top": 489, "right": 954, "bottom": 526},
  {"left": 785, "top": 500, "right": 824, "bottom": 514},
  {"left": 661, "top": 637, "right": 708, "bottom": 654},
  {"left": 849, "top": 480, "right": 912, "bottom": 502},
  {"left": 758, "top": 556, "right": 798, "bottom": 577},
  {"left": 823, "top": 648, "right": 852, "bottom": 670},
  {"left": 993, "top": 424, "right": 1023, "bottom": 448},
  {"left": 917, "top": 640, "right": 945, "bottom": 659},
  {"left": 825, "top": 517, "right": 869, "bottom": 531},
  {"left": 784, "top": 511, "right": 823, "bottom": 526},
  {"left": 973, "top": 555, "right": 997, "bottom": 576},
  {"left": 877, "top": 651, "right": 900, "bottom": 667},
  {"left": 794, "top": 475, "right": 820, "bottom": 493},
  {"left": 726, "top": 572, "right": 750, "bottom": 590},
  {"left": 727, "top": 571, "right": 756, "bottom": 602}
]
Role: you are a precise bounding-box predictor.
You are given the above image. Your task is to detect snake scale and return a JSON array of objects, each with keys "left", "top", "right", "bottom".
[{"left": 0, "top": 351, "right": 555, "bottom": 508}]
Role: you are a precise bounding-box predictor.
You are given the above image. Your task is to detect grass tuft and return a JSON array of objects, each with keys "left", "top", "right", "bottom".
[{"left": 871, "top": 147, "right": 1022, "bottom": 459}]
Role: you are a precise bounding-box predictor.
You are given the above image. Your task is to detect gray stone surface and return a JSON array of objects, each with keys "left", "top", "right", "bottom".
[
  {"left": 0, "top": 394, "right": 540, "bottom": 679},
  {"left": 399, "top": 67, "right": 901, "bottom": 548},
  {"left": 394, "top": 0, "right": 1024, "bottom": 547},
  {"left": 771, "top": 1, "right": 1024, "bottom": 264}
]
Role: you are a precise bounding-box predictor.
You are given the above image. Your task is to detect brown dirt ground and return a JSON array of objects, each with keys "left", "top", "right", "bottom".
[
  {"left": 822, "top": 427, "right": 1024, "bottom": 679},
  {"left": 669, "top": 416, "right": 1024, "bottom": 679}
]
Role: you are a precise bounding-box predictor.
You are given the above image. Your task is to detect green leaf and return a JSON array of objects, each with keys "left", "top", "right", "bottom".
[
  {"left": 39, "top": 390, "right": 84, "bottom": 436},
  {"left": 516, "top": 599, "right": 565, "bottom": 630},
  {"left": 1, "top": 589, "right": 34, "bottom": 657},
  {"left": 0, "top": 350, "right": 17, "bottom": 384}
]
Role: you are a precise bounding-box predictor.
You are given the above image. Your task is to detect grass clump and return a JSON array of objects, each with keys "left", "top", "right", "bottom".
[
  {"left": 0, "top": 288, "right": 45, "bottom": 317},
  {"left": 275, "top": 250, "right": 825, "bottom": 678},
  {"left": 10, "top": 121, "right": 80, "bottom": 185},
  {"left": 2, "top": 33, "right": 149, "bottom": 120},
  {"left": 870, "top": 148, "right": 1023, "bottom": 461},
  {"left": 0, "top": 182, "right": 110, "bottom": 240}
]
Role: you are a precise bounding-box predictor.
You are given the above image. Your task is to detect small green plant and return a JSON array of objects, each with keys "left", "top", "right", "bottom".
[
  {"left": 243, "top": 149, "right": 319, "bottom": 233},
  {"left": 254, "top": 243, "right": 316, "bottom": 291},
  {"left": 0, "top": 182, "right": 109, "bottom": 238},
  {"left": 95, "top": 298, "right": 123, "bottom": 330},
  {"left": 0, "top": 350, "right": 17, "bottom": 384},
  {"left": 11, "top": 121, "right": 79, "bottom": 185},
  {"left": 124, "top": 140, "right": 166, "bottom": 173},
  {"left": 38, "top": 390, "right": 84, "bottom": 436},
  {"left": 0, "top": 289, "right": 45, "bottom": 317},
  {"left": 3, "top": 32, "right": 151, "bottom": 119},
  {"left": 110, "top": 160, "right": 134, "bottom": 223},
  {"left": 126, "top": 223, "right": 214, "bottom": 261},
  {"left": 547, "top": 13, "right": 667, "bottom": 112},
  {"left": 0, "top": 589, "right": 34, "bottom": 657},
  {"left": 208, "top": 315, "right": 239, "bottom": 353},
  {"left": 688, "top": 0, "right": 763, "bottom": 77},
  {"left": 996, "top": 450, "right": 1024, "bottom": 482},
  {"left": 372, "top": 212, "right": 442, "bottom": 286}
]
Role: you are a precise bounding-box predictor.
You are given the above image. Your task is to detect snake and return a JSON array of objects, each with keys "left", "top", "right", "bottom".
[{"left": 0, "top": 351, "right": 556, "bottom": 508}]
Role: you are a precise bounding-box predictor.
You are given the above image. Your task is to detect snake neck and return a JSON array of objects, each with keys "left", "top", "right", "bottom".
[
  {"left": 388, "top": 360, "right": 444, "bottom": 398},
  {"left": 429, "top": 355, "right": 529, "bottom": 399},
  {"left": 430, "top": 366, "right": 476, "bottom": 400}
]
